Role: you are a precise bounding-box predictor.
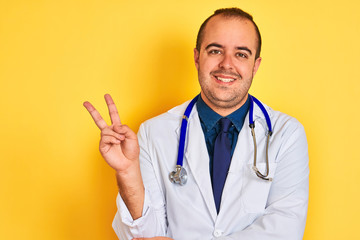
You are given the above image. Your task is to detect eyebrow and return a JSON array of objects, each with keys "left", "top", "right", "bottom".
[
  {"left": 236, "top": 47, "right": 252, "bottom": 56},
  {"left": 205, "top": 43, "right": 253, "bottom": 56},
  {"left": 205, "top": 43, "right": 223, "bottom": 50}
]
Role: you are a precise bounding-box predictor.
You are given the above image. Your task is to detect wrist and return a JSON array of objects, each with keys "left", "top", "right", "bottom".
[
  {"left": 115, "top": 162, "right": 145, "bottom": 220},
  {"left": 115, "top": 160, "right": 140, "bottom": 178},
  {"left": 115, "top": 161, "right": 143, "bottom": 193}
]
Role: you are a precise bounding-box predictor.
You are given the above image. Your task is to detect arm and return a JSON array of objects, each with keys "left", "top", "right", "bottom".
[
  {"left": 222, "top": 122, "right": 309, "bottom": 240},
  {"left": 112, "top": 114, "right": 168, "bottom": 238},
  {"left": 83, "top": 94, "right": 144, "bottom": 219}
]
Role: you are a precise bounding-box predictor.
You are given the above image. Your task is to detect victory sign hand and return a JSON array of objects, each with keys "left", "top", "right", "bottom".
[{"left": 83, "top": 94, "right": 140, "bottom": 173}]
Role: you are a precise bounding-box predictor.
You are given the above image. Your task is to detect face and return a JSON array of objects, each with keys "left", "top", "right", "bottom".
[{"left": 194, "top": 15, "right": 262, "bottom": 116}]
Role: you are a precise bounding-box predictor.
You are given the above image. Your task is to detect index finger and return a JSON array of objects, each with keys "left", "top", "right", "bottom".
[
  {"left": 83, "top": 101, "right": 108, "bottom": 130},
  {"left": 104, "top": 94, "right": 121, "bottom": 125}
]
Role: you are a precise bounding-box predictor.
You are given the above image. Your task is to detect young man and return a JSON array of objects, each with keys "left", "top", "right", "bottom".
[{"left": 84, "top": 8, "right": 309, "bottom": 240}]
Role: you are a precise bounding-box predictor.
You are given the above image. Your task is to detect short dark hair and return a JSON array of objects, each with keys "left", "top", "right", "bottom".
[{"left": 195, "top": 8, "right": 262, "bottom": 59}]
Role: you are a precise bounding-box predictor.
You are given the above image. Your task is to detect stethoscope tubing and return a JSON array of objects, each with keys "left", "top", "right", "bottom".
[
  {"left": 249, "top": 95, "right": 272, "bottom": 135},
  {"left": 171, "top": 94, "right": 273, "bottom": 184},
  {"left": 176, "top": 95, "right": 199, "bottom": 167}
]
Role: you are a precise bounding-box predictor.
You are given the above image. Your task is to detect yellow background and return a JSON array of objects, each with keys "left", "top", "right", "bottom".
[{"left": 1, "top": 0, "right": 359, "bottom": 239}]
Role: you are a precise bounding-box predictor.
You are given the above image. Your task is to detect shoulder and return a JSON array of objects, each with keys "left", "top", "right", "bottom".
[
  {"left": 260, "top": 102, "right": 308, "bottom": 155},
  {"left": 253, "top": 101, "right": 308, "bottom": 166},
  {"left": 138, "top": 100, "right": 191, "bottom": 135},
  {"left": 254, "top": 99, "right": 307, "bottom": 151},
  {"left": 258, "top": 100, "right": 305, "bottom": 135},
  {"left": 271, "top": 109, "right": 305, "bottom": 137}
]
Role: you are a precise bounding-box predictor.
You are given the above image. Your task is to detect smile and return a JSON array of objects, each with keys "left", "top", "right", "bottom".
[{"left": 215, "top": 76, "right": 236, "bottom": 83}]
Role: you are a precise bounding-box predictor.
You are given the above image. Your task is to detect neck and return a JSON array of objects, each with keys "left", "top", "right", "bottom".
[{"left": 200, "top": 93, "right": 248, "bottom": 117}]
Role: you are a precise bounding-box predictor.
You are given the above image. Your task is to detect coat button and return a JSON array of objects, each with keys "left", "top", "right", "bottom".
[{"left": 213, "top": 229, "right": 223, "bottom": 237}]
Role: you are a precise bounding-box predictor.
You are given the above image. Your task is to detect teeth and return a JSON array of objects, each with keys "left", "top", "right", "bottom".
[{"left": 217, "top": 76, "right": 235, "bottom": 82}]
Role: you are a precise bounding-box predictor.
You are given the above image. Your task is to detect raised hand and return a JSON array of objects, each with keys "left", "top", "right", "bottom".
[
  {"left": 83, "top": 94, "right": 140, "bottom": 173},
  {"left": 84, "top": 94, "right": 144, "bottom": 219}
]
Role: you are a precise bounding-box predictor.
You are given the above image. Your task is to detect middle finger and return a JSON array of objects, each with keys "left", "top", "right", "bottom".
[{"left": 104, "top": 94, "right": 122, "bottom": 125}]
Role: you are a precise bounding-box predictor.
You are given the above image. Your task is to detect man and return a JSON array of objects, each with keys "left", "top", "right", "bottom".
[{"left": 84, "top": 8, "right": 309, "bottom": 240}]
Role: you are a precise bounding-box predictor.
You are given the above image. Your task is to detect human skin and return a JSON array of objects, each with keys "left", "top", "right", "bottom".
[
  {"left": 194, "top": 15, "right": 262, "bottom": 117},
  {"left": 83, "top": 94, "right": 144, "bottom": 220},
  {"left": 134, "top": 16, "right": 264, "bottom": 240},
  {"left": 84, "top": 13, "right": 262, "bottom": 240}
]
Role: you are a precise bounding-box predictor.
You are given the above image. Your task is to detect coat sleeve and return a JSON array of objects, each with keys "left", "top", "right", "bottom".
[
  {"left": 218, "top": 120, "right": 309, "bottom": 240},
  {"left": 112, "top": 123, "right": 168, "bottom": 239}
]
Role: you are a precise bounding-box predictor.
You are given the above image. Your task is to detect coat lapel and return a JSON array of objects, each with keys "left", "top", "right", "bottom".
[
  {"left": 220, "top": 102, "right": 273, "bottom": 216},
  {"left": 172, "top": 98, "right": 273, "bottom": 221},
  {"left": 176, "top": 107, "right": 217, "bottom": 221}
]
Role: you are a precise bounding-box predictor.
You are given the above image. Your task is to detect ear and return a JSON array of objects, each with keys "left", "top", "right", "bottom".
[
  {"left": 252, "top": 57, "right": 262, "bottom": 75},
  {"left": 194, "top": 48, "right": 200, "bottom": 71}
]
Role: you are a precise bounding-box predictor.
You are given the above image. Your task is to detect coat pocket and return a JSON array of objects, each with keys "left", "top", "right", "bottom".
[{"left": 241, "top": 163, "right": 277, "bottom": 213}]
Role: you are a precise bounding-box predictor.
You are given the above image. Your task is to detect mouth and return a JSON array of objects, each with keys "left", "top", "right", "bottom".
[
  {"left": 211, "top": 71, "right": 240, "bottom": 84},
  {"left": 215, "top": 76, "right": 236, "bottom": 83}
]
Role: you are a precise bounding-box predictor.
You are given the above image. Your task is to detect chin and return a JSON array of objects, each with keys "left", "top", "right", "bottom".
[
  {"left": 215, "top": 92, "right": 248, "bottom": 107},
  {"left": 208, "top": 96, "right": 238, "bottom": 109}
]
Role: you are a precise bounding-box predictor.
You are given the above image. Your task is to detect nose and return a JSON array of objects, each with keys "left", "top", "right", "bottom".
[{"left": 218, "top": 53, "right": 234, "bottom": 69}]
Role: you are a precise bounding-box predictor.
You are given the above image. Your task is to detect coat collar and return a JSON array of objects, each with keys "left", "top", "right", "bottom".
[
  {"left": 170, "top": 97, "right": 273, "bottom": 220},
  {"left": 196, "top": 95, "right": 251, "bottom": 133},
  {"left": 169, "top": 96, "right": 273, "bottom": 125}
]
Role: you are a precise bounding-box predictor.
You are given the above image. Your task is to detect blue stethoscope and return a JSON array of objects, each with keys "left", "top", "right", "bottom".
[{"left": 169, "top": 94, "right": 273, "bottom": 185}]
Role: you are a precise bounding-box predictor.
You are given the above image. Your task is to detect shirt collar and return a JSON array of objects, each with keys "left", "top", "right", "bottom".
[
  {"left": 196, "top": 95, "right": 222, "bottom": 132},
  {"left": 196, "top": 95, "right": 250, "bottom": 132},
  {"left": 227, "top": 97, "right": 250, "bottom": 131}
]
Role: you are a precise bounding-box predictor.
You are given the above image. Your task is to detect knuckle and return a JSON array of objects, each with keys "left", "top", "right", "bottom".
[{"left": 101, "top": 127, "right": 111, "bottom": 135}]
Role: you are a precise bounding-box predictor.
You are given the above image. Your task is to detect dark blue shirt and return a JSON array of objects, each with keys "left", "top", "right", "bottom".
[{"left": 196, "top": 95, "right": 250, "bottom": 175}]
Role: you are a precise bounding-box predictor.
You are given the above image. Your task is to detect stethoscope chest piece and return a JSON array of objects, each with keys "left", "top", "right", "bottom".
[
  {"left": 169, "top": 165, "right": 188, "bottom": 185},
  {"left": 169, "top": 94, "right": 273, "bottom": 185}
]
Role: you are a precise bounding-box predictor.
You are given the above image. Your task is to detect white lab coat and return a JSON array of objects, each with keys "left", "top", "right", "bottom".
[{"left": 112, "top": 99, "right": 309, "bottom": 240}]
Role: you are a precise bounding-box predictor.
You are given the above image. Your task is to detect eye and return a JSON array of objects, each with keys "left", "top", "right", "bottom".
[
  {"left": 236, "top": 52, "right": 248, "bottom": 58},
  {"left": 208, "top": 49, "right": 222, "bottom": 55}
]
